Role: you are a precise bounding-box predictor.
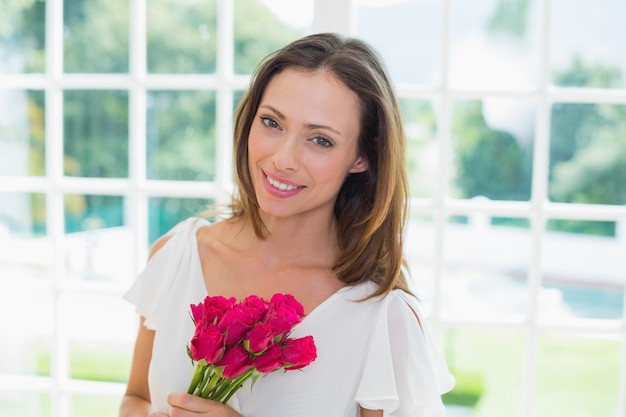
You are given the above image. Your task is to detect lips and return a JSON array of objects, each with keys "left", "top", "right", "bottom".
[
  {"left": 262, "top": 171, "right": 304, "bottom": 196},
  {"left": 267, "top": 176, "right": 299, "bottom": 191}
]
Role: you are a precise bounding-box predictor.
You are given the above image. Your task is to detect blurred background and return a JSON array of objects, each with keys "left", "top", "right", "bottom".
[{"left": 0, "top": 0, "right": 625, "bottom": 416}]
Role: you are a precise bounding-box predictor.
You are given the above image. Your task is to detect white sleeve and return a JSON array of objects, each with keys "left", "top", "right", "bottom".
[
  {"left": 122, "top": 217, "right": 205, "bottom": 330},
  {"left": 355, "top": 291, "right": 455, "bottom": 417}
]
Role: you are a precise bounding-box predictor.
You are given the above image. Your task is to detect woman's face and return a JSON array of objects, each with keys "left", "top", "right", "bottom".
[{"left": 247, "top": 68, "right": 368, "bottom": 221}]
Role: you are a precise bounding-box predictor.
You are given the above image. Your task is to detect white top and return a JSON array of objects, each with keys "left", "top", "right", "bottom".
[{"left": 124, "top": 217, "right": 455, "bottom": 416}]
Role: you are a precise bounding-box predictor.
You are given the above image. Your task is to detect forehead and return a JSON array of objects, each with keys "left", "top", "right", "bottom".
[{"left": 259, "top": 68, "right": 361, "bottom": 135}]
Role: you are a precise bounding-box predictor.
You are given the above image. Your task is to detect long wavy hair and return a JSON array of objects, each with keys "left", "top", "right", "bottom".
[{"left": 229, "top": 33, "right": 410, "bottom": 298}]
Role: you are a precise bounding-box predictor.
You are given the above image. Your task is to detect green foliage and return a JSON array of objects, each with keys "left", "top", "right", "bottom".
[
  {"left": 0, "top": 0, "right": 45, "bottom": 72},
  {"left": 147, "top": 91, "right": 216, "bottom": 181},
  {"left": 147, "top": 0, "right": 217, "bottom": 73},
  {"left": 452, "top": 100, "right": 532, "bottom": 201},
  {"left": 63, "top": 90, "right": 129, "bottom": 178},
  {"left": 233, "top": 0, "right": 302, "bottom": 74},
  {"left": 64, "top": 0, "right": 130, "bottom": 73},
  {"left": 487, "top": 0, "right": 530, "bottom": 37},
  {"left": 442, "top": 369, "right": 484, "bottom": 407},
  {"left": 554, "top": 55, "right": 623, "bottom": 88},
  {"left": 549, "top": 58, "right": 626, "bottom": 216}
]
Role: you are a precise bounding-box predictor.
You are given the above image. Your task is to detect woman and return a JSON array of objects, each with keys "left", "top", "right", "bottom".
[{"left": 121, "top": 32, "right": 454, "bottom": 417}]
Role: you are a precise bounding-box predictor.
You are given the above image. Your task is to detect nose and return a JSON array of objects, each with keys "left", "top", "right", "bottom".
[{"left": 271, "top": 136, "right": 300, "bottom": 172}]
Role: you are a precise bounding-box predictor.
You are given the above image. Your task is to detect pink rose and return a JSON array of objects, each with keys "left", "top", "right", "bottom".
[
  {"left": 242, "top": 295, "right": 269, "bottom": 319},
  {"left": 265, "top": 294, "right": 305, "bottom": 340},
  {"left": 282, "top": 336, "right": 317, "bottom": 370},
  {"left": 219, "top": 303, "right": 263, "bottom": 346},
  {"left": 189, "top": 323, "right": 224, "bottom": 364},
  {"left": 216, "top": 345, "right": 254, "bottom": 378},
  {"left": 243, "top": 323, "right": 274, "bottom": 354},
  {"left": 191, "top": 296, "right": 236, "bottom": 326},
  {"left": 253, "top": 344, "right": 284, "bottom": 373}
]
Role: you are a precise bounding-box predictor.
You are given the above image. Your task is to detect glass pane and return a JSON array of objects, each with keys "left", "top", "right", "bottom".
[
  {"left": 71, "top": 394, "right": 123, "bottom": 417},
  {"left": 148, "top": 197, "right": 214, "bottom": 244},
  {"left": 62, "top": 293, "right": 135, "bottom": 382},
  {"left": 535, "top": 332, "right": 620, "bottom": 417},
  {"left": 0, "top": 392, "right": 51, "bottom": 417},
  {"left": 442, "top": 215, "right": 531, "bottom": 322},
  {"left": 551, "top": 0, "right": 626, "bottom": 88},
  {"left": 146, "top": 90, "right": 216, "bottom": 181},
  {"left": 0, "top": 90, "right": 45, "bottom": 176},
  {"left": 0, "top": 285, "right": 53, "bottom": 376},
  {"left": 442, "top": 327, "right": 524, "bottom": 416},
  {"left": 539, "top": 219, "right": 624, "bottom": 323},
  {"left": 451, "top": 98, "right": 535, "bottom": 201},
  {"left": 64, "top": 0, "right": 129, "bottom": 73},
  {"left": 356, "top": 0, "right": 442, "bottom": 85},
  {"left": 0, "top": 0, "right": 45, "bottom": 73},
  {"left": 234, "top": 0, "right": 311, "bottom": 75},
  {"left": 399, "top": 98, "right": 438, "bottom": 198},
  {"left": 64, "top": 194, "right": 133, "bottom": 285},
  {"left": 147, "top": 0, "right": 217, "bottom": 74},
  {"left": 449, "top": 0, "right": 541, "bottom": 90},
  {"left": 405, "top": 212, "right": 436, "bottom": 314},
  {"left": 549, "top": 103, "right": 626, "bottom": 206},
  {"left": 64, "top": 90, "right": 129, "bottom": 178}
]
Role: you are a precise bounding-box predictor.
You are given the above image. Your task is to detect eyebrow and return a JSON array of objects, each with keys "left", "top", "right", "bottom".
[{"left": 259, "top": 104, "right": 343, "bottom": 136}]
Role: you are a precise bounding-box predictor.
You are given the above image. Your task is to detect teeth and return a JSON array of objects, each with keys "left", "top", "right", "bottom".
[{"left": 267, "top": 176, "right": 298, "bottom": 191}]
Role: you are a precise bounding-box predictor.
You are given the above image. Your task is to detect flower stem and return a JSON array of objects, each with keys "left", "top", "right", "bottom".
[{"left": 187, "top": 363, "right": 208, "bottom": 395}]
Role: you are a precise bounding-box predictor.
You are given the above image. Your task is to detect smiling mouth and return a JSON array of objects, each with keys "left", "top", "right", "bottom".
[{"left": 266, "top": 175, "right": 300, "bottom": 191}]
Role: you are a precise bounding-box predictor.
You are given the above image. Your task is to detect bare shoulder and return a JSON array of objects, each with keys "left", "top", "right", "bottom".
[{"left": 148, "top": 234, "right": 172, "bottom": 259}]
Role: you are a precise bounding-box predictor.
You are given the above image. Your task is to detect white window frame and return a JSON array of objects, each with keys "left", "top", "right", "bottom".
[{"left": 1, "top": 1, "right": 625, "bottom": 416}]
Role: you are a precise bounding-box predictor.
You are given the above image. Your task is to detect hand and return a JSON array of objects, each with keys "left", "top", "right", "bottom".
[{"left": 164, "top": 392, "right": 244, "bottom": 417}]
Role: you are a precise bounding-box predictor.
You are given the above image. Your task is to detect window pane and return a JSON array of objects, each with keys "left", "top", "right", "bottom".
[
  {"left": 451, "top": 98, "right": 535, "bottom": 201},
  {"left": 450, "top": 0, "right": 541, "bottom": 90},
  {"left": 147, "top": 0, "right": 217, "bottom": 74},
  {"left": 0, "top": 90, "right": 45, "bottom": 176},
  {"left": 148, "top": 197, "right": 214, "bottom": 244},
  {"left": 62, "top": 293, "right": 135, "bottom": 382},
  {"left": 443, "top": 327, "right": 524, "bottom": 416},
  {"left": 540, "top": 219, "right": 624, "bottom": 323},
  {"left": 535, "top": 332, "right": 620, "bottom": 417},
  {"left": 0, "top": 285, "right": 53, "bottom": 376},
  {"left": 551, "top": 0, "right": 626, "bottom": 88},
  {"left": 64, "top": 194, "right": 132, "bottom": 285},
  {"left": 0, "top": 392, "right": 51, "bottom": 417},
  {"left": 406, "top": 212, "right": 436, "bottom": 314},
  {"left": 356, "top": 0, "right": 442, "bottom": 85},
  {"left": 146, "top": 90, "right": 216, "bottom": 181},
  {"left": 0, "top": 0, "right": 45, "bottom": 73},
  {"left": 64, "top": 90, "right": 129, "bottom": 178},
  {"left": 233, "top": 0, "right": 311, "bottom": 75},
  {"left": 549, "top": 103, "right": 626, "bottom": 206},
  {"left": 64, "top": 0, "right": 129, "bottom": 73},
  {"left": 399, "top": 98, "right": 438, "bottom": 198},
  {"left": 71, "top": 394, "right": 123, "bottom": 417},
  {"left": 442, "top": 215, "right": 531, "bottom": 322}
]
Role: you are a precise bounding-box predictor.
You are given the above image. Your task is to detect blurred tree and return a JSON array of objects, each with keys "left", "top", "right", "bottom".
[
  {"left": 147, "top": 0, "right": 217, "bottom": 73},
  {"left": 0, "top": 0, "right": 45, "bottom": 72},
  {"left": 64, "top": 0, "right": 129, "bottom": 73},
  {"left": 548, "top": 58, "right": 626, "bottom": 235},
  {"left": 452, "top": 100, "right": 532, "bottom": 201},
  {"left": 487, "top": 0, "right": 530, "bottom": 38},
  {"left": 233, "top": 0, "right": 301, "bottom": 74}
]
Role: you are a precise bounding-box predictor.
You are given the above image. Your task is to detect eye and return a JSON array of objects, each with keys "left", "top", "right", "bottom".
[
  {"left": 311, "top": 136, "right": 333, "bottom": 148},
  {"left": 260, "top": 116, "right": 281, "bottom": 130}
]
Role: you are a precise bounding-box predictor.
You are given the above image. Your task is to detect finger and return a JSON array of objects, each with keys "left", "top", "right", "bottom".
[{"left": 167, "top": 392, "right": 214, "bottom": 413}]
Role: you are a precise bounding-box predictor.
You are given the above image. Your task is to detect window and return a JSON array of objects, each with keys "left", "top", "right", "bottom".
[{"left": 1, "top": 1, "right": 624, "bottom": 416}]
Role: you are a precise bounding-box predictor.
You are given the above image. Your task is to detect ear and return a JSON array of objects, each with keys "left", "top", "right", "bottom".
[{"left": 349, "top": 155, "right": 369, "bottom": 174}]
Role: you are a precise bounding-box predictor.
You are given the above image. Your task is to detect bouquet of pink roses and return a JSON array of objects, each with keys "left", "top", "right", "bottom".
[{"left": 186, "top": 293, "right": 317, "bottom": 404}]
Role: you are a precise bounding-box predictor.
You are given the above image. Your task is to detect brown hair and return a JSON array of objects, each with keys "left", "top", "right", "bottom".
[{"left": 230, "top": 33, "right": 410, "bottom": 298}]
